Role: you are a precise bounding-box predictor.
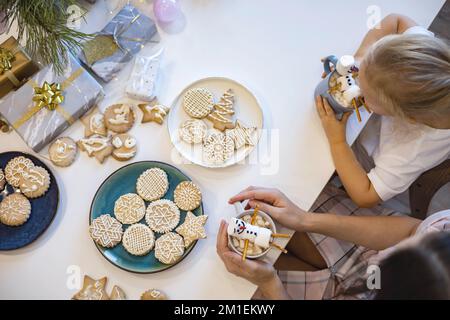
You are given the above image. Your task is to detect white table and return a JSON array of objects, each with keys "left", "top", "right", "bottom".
[{"left": 0, "top": 0, "right": 444, "bottom": 300}]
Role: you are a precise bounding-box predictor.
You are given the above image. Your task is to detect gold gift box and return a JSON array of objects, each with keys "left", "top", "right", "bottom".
[{"left": 0, "top": 36, "right": 40, "bottom": 99}]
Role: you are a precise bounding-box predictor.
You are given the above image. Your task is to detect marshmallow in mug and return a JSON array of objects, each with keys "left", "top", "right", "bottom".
[
  {"left": 227, "top": 217, "right": 272, "bottom": 249},
  {"left": 336, "top": 55, "right": 358, "bottom": 76},
  {"left": 343, "top": 85, "right": 362, "bottom": 105},
  {"left": 337, "top": 74, "right": 357, "bottom": 92}
]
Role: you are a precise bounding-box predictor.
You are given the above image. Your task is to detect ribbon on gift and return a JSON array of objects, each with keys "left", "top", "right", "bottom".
[
  {"left": 0, "top": 45, "right": 21, "bottom": 87},
  {"left": 13, "top": 67, "right": 84, "bottom": 128}
]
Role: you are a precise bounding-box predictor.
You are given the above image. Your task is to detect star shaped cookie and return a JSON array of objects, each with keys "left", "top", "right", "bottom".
[
  {"left": 72, "top": 275, "right": 109, "bottom": 300},
  {"left": 138, "top": 100, "right": 170, "bottom": 125},
  {"left": 175, "top": 211, "right": 208, "bottom": 248}
]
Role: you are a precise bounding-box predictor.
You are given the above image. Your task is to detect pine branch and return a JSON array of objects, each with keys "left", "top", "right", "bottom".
[{"left": 0, "top": 0, "right": 92, "bottom": 74}]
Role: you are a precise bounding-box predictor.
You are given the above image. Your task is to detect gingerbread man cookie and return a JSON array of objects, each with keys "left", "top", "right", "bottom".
[
  {"left": 77, "top": 135, "right": 113, "bottom": 163},
  {"left": 104, "top": 104, "right": 135, "bottom": 133},
  {"left": 111, "top": 134, "right": 137, "bottom": 161}
]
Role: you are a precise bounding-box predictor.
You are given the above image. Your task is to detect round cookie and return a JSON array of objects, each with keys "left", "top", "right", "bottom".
[
  {"left": 203, "top": 132, "right": 234, "bottom": 165},
  {"left": 136, "top": 168, "right": 169, "bottom": 201},
  {"left": 183, "top": 88, "right": 214, "bottom": 119},
  {"left": 5, "top": 156, "right": 34, "bottom": 187},
  {"left": 19, "top": 166, "right": 51, "bottom": 199},
  {"left": 48, "top": 137, "right": 78, "bottom": 167},
  {"left": 89, "top": 214, "right": 123, "bottom": 248},
  {"left": 145, "top": 199, "right": 180, "bottom": 234},
  {"left": 0, "top": 193, "right": 31, "bottom": 226},
  {"left": 104, "top": 104, "right": 135, "bottom": 133},
  {"left": 0, "top": 168, "right": 6, "bottom": 190},
  {"left": 154, "top": 232, "right": 185, "bottom": 265},
  {"left": 122, "top": 223, "right": 155, "bottom": 256},
  {"left": 112, "top": 134, "right": 137, "bottom": 161},
  {"left": 180, "top": 119, "right": 207, "bottom": 144},
  {"left": 141, "top": 289, "right": 168, "bottom": 300},
  {"left": 174, "top": 181, "right": 202, "bottom": 211},
  {"left": 114, "top": 193, "right": 146, "bottom": 224}
]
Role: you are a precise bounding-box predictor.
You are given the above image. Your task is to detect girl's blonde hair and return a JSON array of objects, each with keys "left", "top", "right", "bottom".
[{"left": 364, "top": 34, "right": 450, "bottom": 126}]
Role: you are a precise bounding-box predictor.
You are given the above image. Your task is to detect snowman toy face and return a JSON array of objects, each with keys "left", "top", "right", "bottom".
[{"left": 337, "top": 75, "right": 356, "bottom": 92}]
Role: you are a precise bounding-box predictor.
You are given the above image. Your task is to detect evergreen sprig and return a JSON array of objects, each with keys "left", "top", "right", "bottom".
[{"left": 0, "top": 0, "right": 92, "bottom": 74}]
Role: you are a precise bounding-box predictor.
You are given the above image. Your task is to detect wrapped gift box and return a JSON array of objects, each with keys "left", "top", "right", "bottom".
[
  {"left": 0, "top": 54, "right": 104, "bottom": 152},
  {"left": 79, "top": 4, "right": 158, "bottom": 82},
  {"left": 0, "top": 36, "right": 40, "bottom": 99}
]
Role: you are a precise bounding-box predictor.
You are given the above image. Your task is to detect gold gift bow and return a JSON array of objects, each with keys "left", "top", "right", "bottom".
[
  {"left": 13, "top": 68, "right": 83, "bottom": 128},
  {"left": 0, "top": 45, "right": 21, "bottom": 86},
  {"left": 32, "top": 82, "right": 65, "bottom": 111}
]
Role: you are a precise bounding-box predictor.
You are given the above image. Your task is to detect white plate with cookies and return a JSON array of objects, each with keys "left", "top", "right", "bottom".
[{"left": 167, "top": 77, "right": 264, "bottom": 168}]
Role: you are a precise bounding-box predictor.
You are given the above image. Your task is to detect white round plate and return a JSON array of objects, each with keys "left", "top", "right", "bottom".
[{"left": 168, "top": 77, "right": 264, "bottom": 168}]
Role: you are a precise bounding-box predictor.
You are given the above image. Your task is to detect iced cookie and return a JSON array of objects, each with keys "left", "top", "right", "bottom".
[
  {"left": 89, "top": 214, "right": 123, "bottom": 248},
  {"left": 175, "top": 211, "right": 208, "bottom": 248},
  {"left": 19, "top": 166, "right": 50, "bottom": 199},
  {"left": 136, "top": 168, "right": 169, "bottom": 201},
  {"left": 145, "top": 199, "right": 180, "bottom": 234},
  {"left": 183, "top": 88, "right": 214, "bottom": 119},
  {"left": 104, "top": 104, "right": 135, "bottom": 133},
  {"left": 154, "top": 232, "right": 185, "bottom": 264},
  {"left": 48, "top": 137, "right": 78, "bottom": 167},
  {"left": 180, "top": 119, "right": 207, "bottom": 144},
  {"left": 114, "top": 193, "right": 146, "bottom": 224},
  {"left": 173, "top": 181, "right": 202, "bottom": 211},
  {"left": 0, "top": 193, "right": 31, "bottom": 226},
  {"left": 141, "top": 289, "right": 168, "bottom": 300},
  {"left": 206, "top": 89, "right": 236, "bottom": 131},
  {"left": 138, "top": 101, "right": 170, "bottom": 125},
  {"left": 0, "top": 168, "right": 6, "bottom": 190},
  {"left": 122, "top": 223, "right": 155, "bottom": 256},
  {"left": 5, "top": 156, "right": 34, "bottom": 187},
  {"left": 112, "top": 134, "right": 137, "bottom": 162},
  {"left": 226, "top": 120, "right": 257, "bottom": 149},
  {"left": 81, "top": 108, "right": 107, "bottom": 137},
  {"left": 77, "top": 135, "right": 113, "bottom": 164},
  {"left": 72, "top": 276, "right": 109, "bottom": 300},
  {"left": 203, "top": 132, "right": 234, "bottom": 165},
  {"left": 110, "top": 286, "right": 126, "bottom": 300}
]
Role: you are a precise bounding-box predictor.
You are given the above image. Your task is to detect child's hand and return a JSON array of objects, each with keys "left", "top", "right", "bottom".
[
  {"left": 316, "top": 96, "right": 350, "bottom": 145},
  {"left": 229, "top": 186, "right": 308, "bottom": 231}
]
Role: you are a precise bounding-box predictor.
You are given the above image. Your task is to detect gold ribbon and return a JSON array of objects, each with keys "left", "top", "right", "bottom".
[
  {"left": 13, "top": 68, "right": 84, "bottom": 128},
  {"left": 0, "top": 47, "right": 15, "bottom": 74},
  {"left": 32, "top": 82, "right": 64, "bottom": 111}
]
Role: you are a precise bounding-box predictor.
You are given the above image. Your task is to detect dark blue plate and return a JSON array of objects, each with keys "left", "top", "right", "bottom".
[
  {"left": 0, "top": 151, "right": 59, "bottom": 250},
  {"left": 89, "top": 161, "right": 204, "bottom": 274}
]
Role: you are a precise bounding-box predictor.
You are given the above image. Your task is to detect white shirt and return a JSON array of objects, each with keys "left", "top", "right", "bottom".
[{"left": 355, "top": 26, "right": 450, "bottom": 201}]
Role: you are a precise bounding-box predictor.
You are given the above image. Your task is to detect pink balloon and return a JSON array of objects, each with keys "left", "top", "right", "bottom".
[{"left": 153, "top": 0, "right": 181, "bottom": 23}]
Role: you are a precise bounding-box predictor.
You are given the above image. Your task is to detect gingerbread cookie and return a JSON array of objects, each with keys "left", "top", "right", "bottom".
[
  {"left": 0, "top": 193, "right": 31, "bottom": 226},
  {"left": 72, "top": 276, "right": 109, "bottom": 300},
  {"left": 104, "top": 104, "right": 135, "bottom": 133},
  {"left": 19, "top": 166, "right": 50, "bottom": 199},
  {"left": 112, "top": 134, "right": 137, "bottom": 161},
  {"left": 110, "top": 286, "right": 126, "bottom": 300},
  {"left": 139, "top": 101, "right": 170, "bottom": 125},
  {"left": 154, "top": 232, "right": 185, "bottom": 265},
  {"left": 48, "top": 137, "right": 78, "bottom": 167},
  {"left": 4, "top": 156, "right": 34, "bottom": 187},
  {"left": 81, "top": 108, "right": 107, "bottom": 137},
  {"left": 226, "top": 120, "right": 257, "bottom": 149},
  {"left": 122, "top": 223, "right": 155, "bottom": 256},
  {"left": 145, "top": 199, "right": 180, "bottom": 234},
  {"left": 114, "top": 193, "right": 146, "bottom": 224},
  {"left": 174, "top": 181, "right": 202, "bottom": 211},
  {"left": 77, "top": 135, "right": 113, "bottom": 163},
  {"left": 206, "top": 89, "right": 236, "bottom": 131},
  {"left": 180, "top": 119, "right": 207, "bottom": 144},
  {"left": 176, "top": 211, "right": 208, "bottom": 248},
  {"left": 141, "top": 289, "right": 168, "bottom": 300},
  {"left": 136, "top": 168, "right": 169, "bottom": 201},
  {"left": 89, "top": 214, "right": 123, "bottom": 248},
  {"left": 183, "top": 88, "right": 214, "bottom": 119},
  {"left": 203, "top": 132, "right": 234, "bottom": 165},
  {"left": 0, "top": 168, "right": 5, "bottom": 190}
]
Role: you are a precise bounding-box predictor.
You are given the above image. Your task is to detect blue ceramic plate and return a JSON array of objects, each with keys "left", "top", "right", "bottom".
[
  {"left": 0, "top": 151, "right": 59, "bottom": 250},
  {"left": 89, "top": 161, "right": 204, "bottom": 274}
]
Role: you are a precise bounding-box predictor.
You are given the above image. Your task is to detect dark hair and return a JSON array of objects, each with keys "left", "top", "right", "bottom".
[{"left": 375, "top": 232, "right": 450, "bottom": 300}]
